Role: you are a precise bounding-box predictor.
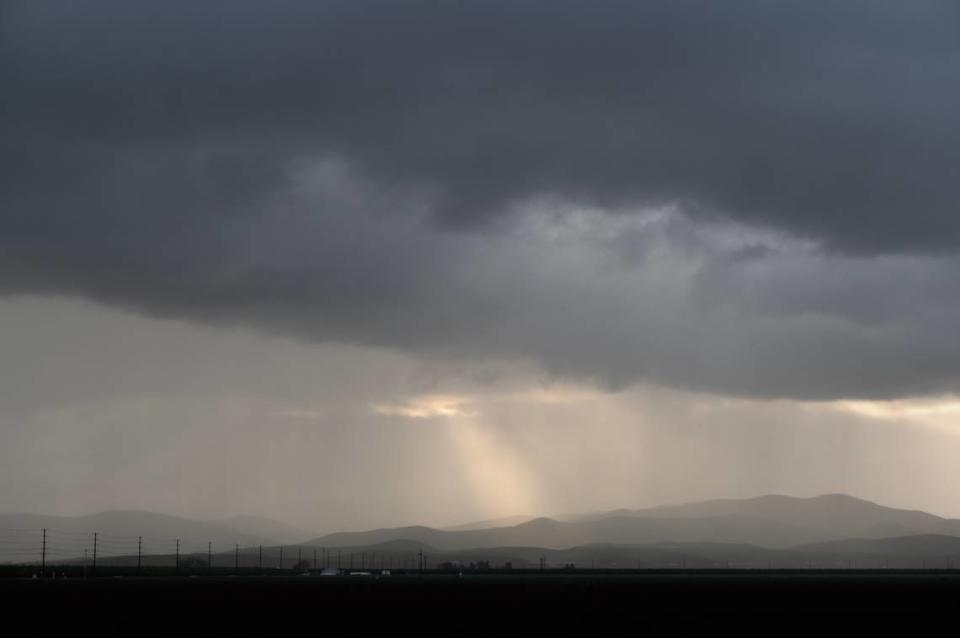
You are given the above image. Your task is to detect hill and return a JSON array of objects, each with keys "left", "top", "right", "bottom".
[
  {"left": 9, "top": 494, "right": 960, "bottom": 568},
  {"left": 308, "top": 513, "right": 826, "bottom": 550},
  {"left": 306, "top": 494, "right": 960, "bottom": 556},
  {"left": 573, "top": 494, "right": 960, "bottom": 540}
]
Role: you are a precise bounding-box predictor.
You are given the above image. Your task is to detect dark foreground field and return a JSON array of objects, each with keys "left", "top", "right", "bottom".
[{"left": 4, "top": 572, "right": 960, "bottom": 635}]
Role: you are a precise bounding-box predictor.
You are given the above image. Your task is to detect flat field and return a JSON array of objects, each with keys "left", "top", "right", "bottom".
[{"left": 3, "top": 571, "right": 958, "bottom": 635}]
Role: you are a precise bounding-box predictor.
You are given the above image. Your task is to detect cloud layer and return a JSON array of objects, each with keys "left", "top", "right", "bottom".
[
  {"left": 3, "top": 1, "right": 960, "bottom": 399},
  {"left": 4, "top": 297, "right": 960, "bottom": 529}
]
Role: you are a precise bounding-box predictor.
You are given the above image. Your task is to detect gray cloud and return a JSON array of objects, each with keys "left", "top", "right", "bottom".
[
  {"left": 4, "top": 297, "right": 960, "bottom": 529},
  {"left": 3, "top": 1, "right": 960, "bottom": 399},
  {"left": 5, "top": 1, "right": 960, "bottom": 250}
]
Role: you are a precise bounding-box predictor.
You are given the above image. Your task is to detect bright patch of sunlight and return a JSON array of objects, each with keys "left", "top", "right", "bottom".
[
  {"left": 834, "top": 397, "right": 960, "bottom": 433},
  {"left": 372, "top": 395, "right": 476, "bottom": 419}
]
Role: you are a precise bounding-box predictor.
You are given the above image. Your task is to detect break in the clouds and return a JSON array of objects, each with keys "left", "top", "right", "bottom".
[{"left": 3, "top": 1, "right": 960, "bottom": 399}]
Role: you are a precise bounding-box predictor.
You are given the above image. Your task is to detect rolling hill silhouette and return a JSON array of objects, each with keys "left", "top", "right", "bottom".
[
  {"left": 576, "top": 494, "right": 958, "bottom": 539},
  {"left": 307, "top": 494, "right": 960, "bottom": 551},
  {"left": 7, "top": 495, "right": 960, "bottom": 568}
]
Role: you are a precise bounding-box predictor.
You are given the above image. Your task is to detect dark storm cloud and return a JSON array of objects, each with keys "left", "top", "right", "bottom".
[
  {"left": 4, "top": 0, "right": 960, "bottom": 251},
  {"left": 3, "top": 0, "right": 960, "bottom": 399}
]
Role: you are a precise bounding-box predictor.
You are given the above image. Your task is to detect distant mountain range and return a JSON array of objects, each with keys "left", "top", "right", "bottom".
[
  {"left": 310, "top": 513, "right": 822, "bottom": 551},
  {"left": 307, "top": 494, "right": 960, "bottom": 551},
  {"left": 576, "top": 494, "right": 960, "bottom": 538},
  {"left": 296, "top": 494, "right": 960, "bottom": 569},
  {"left": 6, "top": 494, "right": 960, "bottom": 568}
]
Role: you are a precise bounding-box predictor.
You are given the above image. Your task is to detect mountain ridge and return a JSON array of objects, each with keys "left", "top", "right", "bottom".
[
  {"left": 6, "top": 494, "right": 960, "bottom": 563},
  {"left": 306, "top": 494, "right": 960, "bottom": 551}
]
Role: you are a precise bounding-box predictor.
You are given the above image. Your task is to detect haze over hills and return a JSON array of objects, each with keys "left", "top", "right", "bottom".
[
  {"left": 309, "top": 514, "right": 824, "bottom": 551},
  {"left": 441, "top": 515, "right": 537, "bottom": 532},
  {"left": 575, "top": 494, "right": 960, "bottom": 539},
  {"left": 306, "top": 494, "right": 960, "bottom": 551},
  {"left": 292, "top": 495, "right": 960, "bottom": 570},
  {"left": 7, "top": 494, "right": 960, "bottom": 568}
]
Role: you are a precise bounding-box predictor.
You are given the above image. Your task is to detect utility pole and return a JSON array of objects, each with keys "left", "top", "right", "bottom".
[
  {"left": 208, "top": 542, "right": 212, "bottom": 571},
  {"left": 259, "top": 545, "right": 263, "bottom": 572},
  {"left": 235, "top": 544, "right": 239, "bottom": 572},
  {"left": 298, "top": 547, "right": 302, "bottom": 569},
  {"left": 313, "top": 547, "right": 317, "bottom": 570},
  {"left": 137, "top": 536, "right": 142, "bottom": 573},
  {"left": 41, "top": 528, "right": 46, "bottom": 575},
  {"left": 280, "top": 546, "right": 284, "bottom": 570},
  {"left": 175, "top": 539, "right": 180, "bottom": 572},
  {"left": 92, "top": 532, "right": 98, "bottom": 572}
]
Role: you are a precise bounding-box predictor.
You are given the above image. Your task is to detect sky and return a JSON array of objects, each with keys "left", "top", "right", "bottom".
[{"left": 2, "top": 1, "right": 960, "bottom": 532}]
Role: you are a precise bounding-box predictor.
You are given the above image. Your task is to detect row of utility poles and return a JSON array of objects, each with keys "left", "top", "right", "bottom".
[
  {"left": 28, "top": 527, "right": 960, "bottom": 575},
  {"left": 35, "top": 527, "right": 430, "bottom": 574}
]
